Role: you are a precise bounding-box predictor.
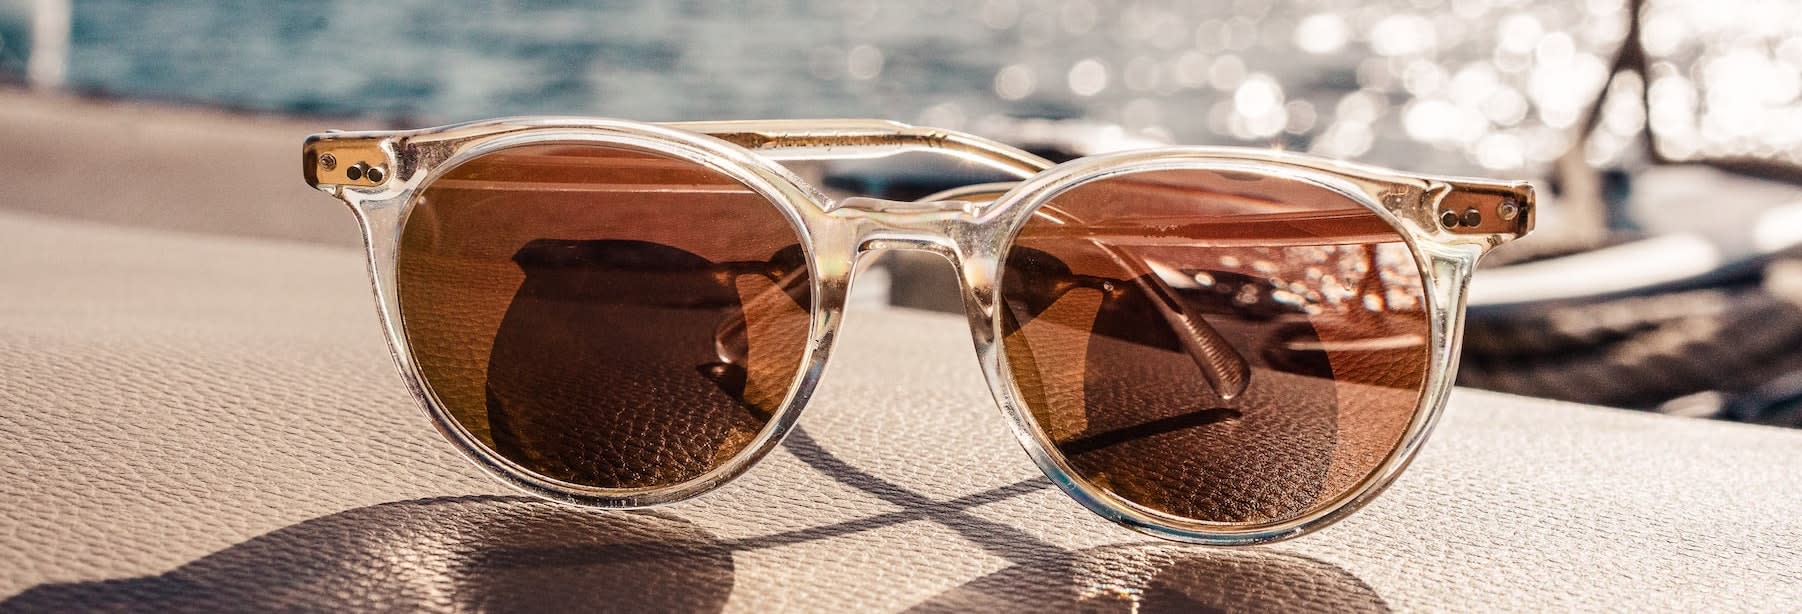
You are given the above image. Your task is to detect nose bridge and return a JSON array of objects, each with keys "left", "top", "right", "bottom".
[{"left": 829, "top": 196, "right": 983, "bottom": 255}]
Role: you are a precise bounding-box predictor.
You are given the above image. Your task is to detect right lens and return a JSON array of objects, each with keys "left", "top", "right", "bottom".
[
  {"left": 395, "top": 142, "right": 813, "bottom": 490},
  {"left": 1000, "top": 168, "right": 1430, "bottom": 526}
]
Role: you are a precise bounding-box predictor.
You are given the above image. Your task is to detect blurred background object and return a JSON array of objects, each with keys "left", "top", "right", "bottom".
[{"left": 1, "top": 0, "right": 1798, "bottom": 425}]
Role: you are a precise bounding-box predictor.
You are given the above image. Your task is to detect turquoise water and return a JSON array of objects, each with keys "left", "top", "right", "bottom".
[
  {"left": 53, "top": 1, "right": 1058, "bottom": 121},
  {"left": 8, "top": 1, "right": 1795, "bottom": 174}
]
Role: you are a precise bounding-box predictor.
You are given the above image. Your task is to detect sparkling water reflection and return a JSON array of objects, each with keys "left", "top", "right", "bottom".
[{"left": 1, "top": 0, "right": 1796, "bottom": 174}]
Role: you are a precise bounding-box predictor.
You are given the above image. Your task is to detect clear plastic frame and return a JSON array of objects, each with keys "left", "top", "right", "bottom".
[{"left": 303, "top": 117, "right": 1534, "bottom": 545}]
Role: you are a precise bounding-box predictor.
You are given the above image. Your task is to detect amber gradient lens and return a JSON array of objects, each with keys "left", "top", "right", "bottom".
[
  {"left": 396, "top": 143, "right": 812, "bottom": 490},
  {"left": 1000, "top": 169, "right": 1430, "bottom": 525}
]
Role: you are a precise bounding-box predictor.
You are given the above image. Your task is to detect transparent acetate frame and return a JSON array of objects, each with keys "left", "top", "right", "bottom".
[{"left": 303, "top": 117, "right": 1534, "bottom": 545}]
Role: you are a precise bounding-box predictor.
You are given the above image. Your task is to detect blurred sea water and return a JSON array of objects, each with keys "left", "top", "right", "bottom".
[{"left": 2, "top": 0, "right": 1799, "bottom": 176}]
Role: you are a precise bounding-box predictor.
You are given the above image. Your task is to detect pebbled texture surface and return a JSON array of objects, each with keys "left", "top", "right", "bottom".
[{"left": 1, "top": 210, "right": 1800, "bottom": 612}]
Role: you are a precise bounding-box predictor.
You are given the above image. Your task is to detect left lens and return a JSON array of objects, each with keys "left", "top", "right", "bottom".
[
  {"left": 396, "top": 142, "right": 812, "bottom": 491},
  {"left": 999, "top": 167, "right": 1431, "bottom": 526}
]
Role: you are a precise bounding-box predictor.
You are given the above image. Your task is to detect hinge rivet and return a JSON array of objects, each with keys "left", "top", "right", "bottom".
[
  {"left": 318, "top": 153, "right": 337, "bottom": 171},
  {"left": 1497, "top": 199, "right": 1520, "bottom": 221}
]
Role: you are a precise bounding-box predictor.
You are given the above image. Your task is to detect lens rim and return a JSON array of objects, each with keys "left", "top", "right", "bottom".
[
  {"left": 982, "top": 150, "right": 1460, "bottom": 545},
  {"left": 348, "top": 121, "right": 834, "bottom": 507}
]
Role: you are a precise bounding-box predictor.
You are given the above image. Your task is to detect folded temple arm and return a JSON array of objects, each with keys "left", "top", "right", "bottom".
[{"left": 922, "top": 182, "right": 1260, "bottom": 401}]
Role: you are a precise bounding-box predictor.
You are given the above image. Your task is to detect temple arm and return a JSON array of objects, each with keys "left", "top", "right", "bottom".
[
  {"left": 665, "top": 119, "right": 1054, "bottom": 178},
  {"left": 922, "top": 183, "right": 1260, "bottom": 401}
]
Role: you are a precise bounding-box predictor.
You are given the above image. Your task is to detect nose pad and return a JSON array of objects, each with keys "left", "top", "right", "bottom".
[
  {"left": 835, "top": 196, "right": 980, "bottom": 217},
  {"left": 830, "top": 196, "right": 980, "bottom": 282},
  {"left": 829, "top": 197, "right": 979, "bottom": 313},
  {"left": 833, "top": 197, "right": 982, "bottom": 248}
]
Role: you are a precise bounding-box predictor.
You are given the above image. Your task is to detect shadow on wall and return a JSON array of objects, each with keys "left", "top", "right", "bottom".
[{"left": 0, "top": 429, "right": 1389, "bottom": 613}]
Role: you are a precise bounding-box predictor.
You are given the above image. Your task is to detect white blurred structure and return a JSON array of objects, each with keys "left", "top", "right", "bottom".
[{"left": 26, "top": 0, "right": 68, "bottom": 87}]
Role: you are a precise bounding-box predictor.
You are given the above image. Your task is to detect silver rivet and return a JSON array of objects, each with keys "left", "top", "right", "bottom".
[
  {"left": 1440, "top": 210, "right": 1461, "bottom": 228},
  {"left": 319, "top": 153, "right": 337, "bottom": 171},
  {"left": 365, "top": 165, "right": 386, "bottom": 183},
  {"left": 1497, "top": 199, "right": 1519, "bottom": 221},
  {"left": 1461, "top": 208, "right": 1482, "bottom": 227}
]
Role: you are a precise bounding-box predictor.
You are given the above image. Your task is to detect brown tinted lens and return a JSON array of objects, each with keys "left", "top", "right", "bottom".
[
  {"left": 1001, "top": 169, "right": 1429, "bottom": 525},
  {"left": 397, "top": 143, "right": 812, "bottom": 490}
]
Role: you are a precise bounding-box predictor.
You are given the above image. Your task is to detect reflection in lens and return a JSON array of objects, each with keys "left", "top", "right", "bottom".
[
  {"left": 1000, "top": 169, "right": 1429, "bottom": 525},
  {"left": 397, "top": 143, "right": 812, "bottom": 490}
]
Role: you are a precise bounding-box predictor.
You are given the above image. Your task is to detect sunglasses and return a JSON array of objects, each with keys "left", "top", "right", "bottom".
[{"left": 302, "top": 117, "right": 1533, "bottom": 545}]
